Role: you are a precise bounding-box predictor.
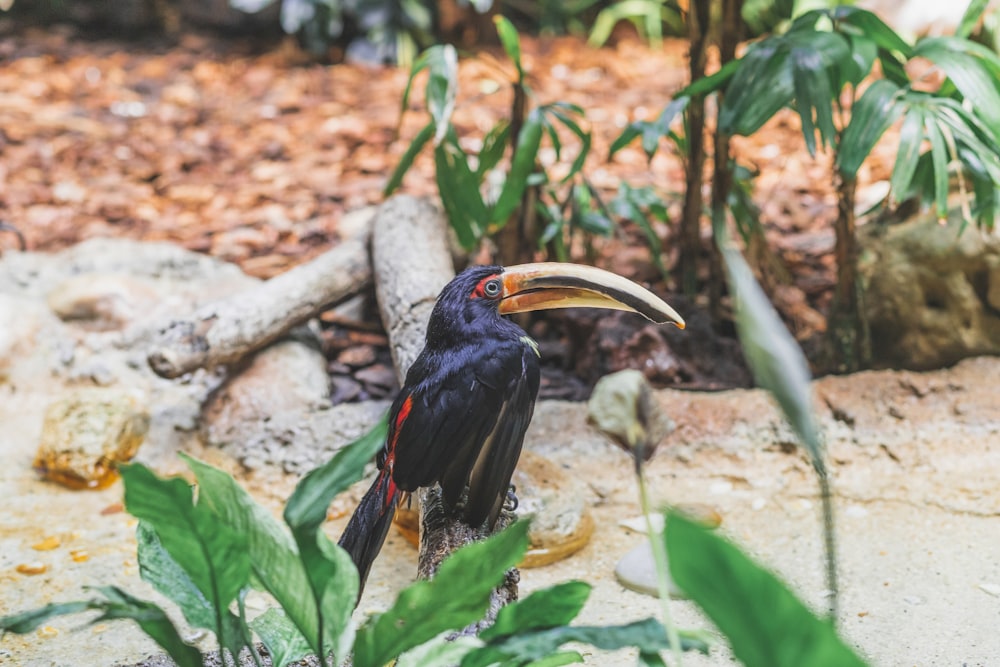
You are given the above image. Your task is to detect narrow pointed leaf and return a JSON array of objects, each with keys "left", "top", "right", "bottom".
[
  {"left": 494, "top": 15, "right": 524, "bottom": 81},
  {"left": 666, "top": 513, "right": 868, "bottom": 667},
  {"left": 477, "top": 121, "right": 511, "bottom": 179},
  {"left": 889, "top": 108, "right": 925, "bottom": 202},
  {"left": 915, "top": 37, "right": 1000, "bottom": 136},
  {"left": 491, "top": 109, "right": 544, "bottom": 225},
  {"left": 0, "top": 601, "right": 92, "bottom": 634},
  {"left": 837, "top": 79, "right": 902, "bottom": 177},
  {"left": 924, "top": 115, "right": 951, "bottom": 221},
  {"left": 833, "top": 7, "right": 912, "bottom": 56},
  {"left": 385, "top": 122, "right": 435, "bottom": 196},
  {"left": 956, "top": 0, "right": 989, "bottom": 38}
]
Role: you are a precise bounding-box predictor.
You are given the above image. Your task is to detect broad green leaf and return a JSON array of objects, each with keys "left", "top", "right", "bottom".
[
  {"left": 480, "top": 581, "right": 591, "bottom": 641},
  {"left": 639, "top": 651, "right": 667, "bottom": 667},
  {"left": 396, "top": 633, "right": 483, "bottom": 667},
  {"left": 525, "top": 651, "right": 584, "bottom": 667},
  {"left": 250, "top": 608, "right": 313, "bottom": 667},
  {"left": 837, "top": 79, "right": 903, "bottom": 177},
  {"left": 284, "top": 414, "right": 388, "bottom": 532},
  {"left": 121, "top": 464, "right": 250, "bottom": 623},
  {"left": 402, "top": 46, "right": 458, "bottom": 145},
  {"left": 889, "top": 108, "right": 925, "bottom": 203},
  {"left": 924, "top": 115, "right": 952, "bottom": 221},
  {"left": 491, "top": 108, "right": 544, "bottom": 225},
  {"left": 462, "top": 618, "right": 710, "bottom": 667},
  {"left": 0, "top": 589, "right": 202, "bottom": 667},
  {"left": 666, "top": 513, "right": 869, "bottom": 667},
  {"left": 352, "top": 521, "right": 531, "bottom": 667},
  {"left": 678, "top": 58, "right": 740, "bottom": 98},
  {"left": 385, "top": 122, "right": 435, "bottom": 196},
  {"left": 841, "top": 33, "right": 878, "bottom": 87},
  {"left": 494, "top": 16, "right": 524, "bottom": 81},
  {"left": 180, "top": 454, "right": 320, "bottom": 656},
  {"left": 283, "top": 415, "right": 387, "bottom": 659},
  {"left": 135, "top": 522, "right": 245, "bottom": 659}
]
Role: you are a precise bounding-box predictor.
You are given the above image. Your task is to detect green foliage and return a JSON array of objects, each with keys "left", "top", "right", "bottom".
[
  {"left": 386, "top": 18, "right": 598, "bottom": 260},
  {"left": 588, "top": 0, "right": 684, "bottom": 49},
  {"left": 229, "top": 0, "right": 435, "bottom": 63},
  {"left": 0, "top": 587, "right": 202, "bottom": 667},
  {"left": 666, "top": 512, "right": 869, "bottom": 667}
]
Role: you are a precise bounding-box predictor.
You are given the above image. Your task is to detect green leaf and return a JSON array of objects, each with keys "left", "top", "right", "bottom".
[
  {"left": 283, "top": 415, "right": 387, "bottom": 659},
  {"left": 924, "top": 114, "right": 952, "bottom": 221},
  {"left": 525, "top": 651, "right": 584, "bottom": 667},
  {"left": 480, "top": 581, "right": 591, "bottom": 641},
  {"left": 639, "top": 651, "right": 668, "bottom": 667},
  {"left": 403, "top": 45, "right": 459, "bottom": 145},
  {"left": 120, "top": 464, "right": 251, "bottom": 630},
  {"left": 477, "top": 121, "right": 511, "bottom": 180},
  {"left": 956, "top": 0, "right": 989, "bottom": 38},
  {"left": 284, "top": 415, "right": 388, "bottom": 532},
  {"left": 88, "top": 586, "right": 205, "bottom": 667},
  {"left": 833, "top": 7, "right": 912, "bottom": 56},
  {"left": 914, "top": 36, "right": 1000, "bottom": 136},
  {"left": 491, "top": 108, "right": 544, "bottom": 226},
  {"left": 494, "top": 16, "right": 524, "bottom": 82},
  {"left": 352, "top": 521, "right": 531, "bottom": 667},
  {"left": 436, "top": 134, "right": 489, "bottom": 248},
  {"left": 889, "top": 108, "right": 925, "bottom": 203},
  {"left": 0, "top": 589, "right": 202, "bottom": 667},
  {"left": 666, "top": 513, "right": 869, "bottom": 667},
  {"left": 719, "top": 41, "right": 794, "bottom": 136},
  {"left": 179, "top": 454, "right": 320, "bottom": 656},
  {"left": 396, "top": 633, "right": 483, "bottom": 667},
  {"left": 837, "top": 79, "right": 903, "bottom": 177},
  {"left": 385, "top": 122, "right": 435, "bottom": 196},
  {"left": 1, "top": 601, "right": 92, "bottom": 634},
  {"left": 463, "top": 618, "right": 710, "bottom": 667},
  {"left": 250, "top": 608, "right": 313, "bottom": 667}
]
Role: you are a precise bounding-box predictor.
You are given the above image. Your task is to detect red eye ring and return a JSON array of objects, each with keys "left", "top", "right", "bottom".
[{"left": 472, "top": 275, "right": 503, "bottom": 300}]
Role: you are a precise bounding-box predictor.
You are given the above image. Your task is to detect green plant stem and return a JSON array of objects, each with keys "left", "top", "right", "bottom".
[
  {"left": 636, "top": 459, "right": 683, "bottom": 667},
  {"left": 817, "top": 467, "right": 839, "bottom": 622}
]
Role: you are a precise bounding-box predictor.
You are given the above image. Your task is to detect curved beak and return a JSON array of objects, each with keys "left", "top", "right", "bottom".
[{"left": 498, "top": 262, "right": 685, "bottom": 328}]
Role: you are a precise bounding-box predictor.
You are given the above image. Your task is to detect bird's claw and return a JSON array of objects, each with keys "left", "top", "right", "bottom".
[{"left": 503, "top": 484, "right": 518, "bottom": 512}]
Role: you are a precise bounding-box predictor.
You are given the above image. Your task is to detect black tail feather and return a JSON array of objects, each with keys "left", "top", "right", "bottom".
[{"left": 338, "top": 470, "right": 399, "bottom": 601}]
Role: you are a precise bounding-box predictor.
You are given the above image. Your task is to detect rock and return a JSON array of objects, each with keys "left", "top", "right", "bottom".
[
  {"left": 46, "top": 273, "right": 160, "bottom": 330},
  {"left": 513, "top": 451, "right": 594, "bottom": 568},
  {"left": 614, "top": 541, "right": 686, "bottom": 599},
  {"left": 201, "top": 335, "right": 331, "bottom": 466},
  {"left": 337, "top": 344, "right": 377, "bottom": 368},
  {"left": 34, "top": 388, "right": 150, "bottom": 490},
  {"left": 859, "top": 208, "right": 1000, "bottom": 370}
]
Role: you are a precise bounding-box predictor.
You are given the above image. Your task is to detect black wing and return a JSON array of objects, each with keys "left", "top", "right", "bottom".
[{"left": 389, "top": 340, "right": 539, "bottom": 527}]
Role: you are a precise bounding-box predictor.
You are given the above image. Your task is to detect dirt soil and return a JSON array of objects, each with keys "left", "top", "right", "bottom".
[{"left": 0, "top": 22, "right": 903, "bottom": 395}]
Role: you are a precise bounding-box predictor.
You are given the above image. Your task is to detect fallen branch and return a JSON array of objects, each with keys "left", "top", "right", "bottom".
[
  {"left": 371, "top": 194, "right": 519, "bottom": 629},
  {"left": 146, "top": 220, "right": 372, "bottom": 378}
]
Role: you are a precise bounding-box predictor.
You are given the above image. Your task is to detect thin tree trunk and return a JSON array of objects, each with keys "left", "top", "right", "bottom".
[
  {"left": 827, "top": 171, "right": 869, "bottom": 372},
  {"left": 679, "top": 1, "right": 710, "bottom": 297},
  {"left": 708, "top": 0, "right": 742, "bottom": 325}
]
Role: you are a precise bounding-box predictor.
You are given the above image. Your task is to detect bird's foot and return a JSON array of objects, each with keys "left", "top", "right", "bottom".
[{"left": 503, "top": 484, "right": 518, "bottom": 513}]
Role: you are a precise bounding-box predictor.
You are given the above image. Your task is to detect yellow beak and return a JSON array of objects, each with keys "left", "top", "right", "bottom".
[{"left": 498, "top": 262, "right": 685, "bottom": 328}]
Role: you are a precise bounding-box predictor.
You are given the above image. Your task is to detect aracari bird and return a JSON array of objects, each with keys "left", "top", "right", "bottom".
[{"left": 339, "top": 262, "right": 685, "bottom": 595}]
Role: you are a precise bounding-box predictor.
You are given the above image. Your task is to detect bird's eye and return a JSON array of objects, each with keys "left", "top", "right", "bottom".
[{"left": 483, "top": 278, "right": 502, "bottom": 298}]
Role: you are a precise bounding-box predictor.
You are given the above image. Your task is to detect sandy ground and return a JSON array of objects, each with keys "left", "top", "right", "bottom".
[{"left": 2, "top": 357, "right": 1000, "bottom": 667}]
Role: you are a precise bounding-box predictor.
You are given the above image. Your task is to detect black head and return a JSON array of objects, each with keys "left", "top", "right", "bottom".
[{"left": 425, "top": 265, "right": 518, "bottom": 347}]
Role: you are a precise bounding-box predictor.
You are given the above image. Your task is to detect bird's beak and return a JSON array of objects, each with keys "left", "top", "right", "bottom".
[{"left": 498, "top": 262, "right": 685, "bottom": 328}]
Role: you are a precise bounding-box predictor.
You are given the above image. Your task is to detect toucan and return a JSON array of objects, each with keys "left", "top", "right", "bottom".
[{"left": 338, "top": 262, "right": 685, "bottom": 596}]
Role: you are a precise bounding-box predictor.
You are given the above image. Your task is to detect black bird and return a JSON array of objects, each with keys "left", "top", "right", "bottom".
[{"left": 338, "top": 262, "right": 684, "bottom": 595}]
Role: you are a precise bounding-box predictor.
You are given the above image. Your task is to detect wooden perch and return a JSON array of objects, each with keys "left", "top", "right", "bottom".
[
  {"left": 146, "top": 223, "right": 372, "bottom": 378},
  {"left": 371, "top": 194, "right": 519, "bottom": 629}
]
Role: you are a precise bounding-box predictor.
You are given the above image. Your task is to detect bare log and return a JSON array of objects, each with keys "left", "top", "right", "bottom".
[
  {"left": 147, "top": 220, "right": 372, "bottom": 378},
  {"left": 371, "top": 194, "right": 519, "bottom": 628}
]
